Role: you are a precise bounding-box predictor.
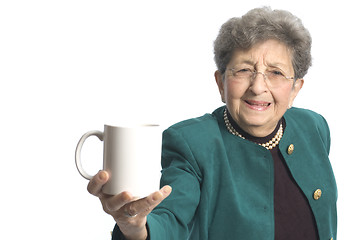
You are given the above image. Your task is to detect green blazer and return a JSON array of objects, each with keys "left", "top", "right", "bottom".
[{"left": 115, "top": 106, "right": 337, "bottom": 240}]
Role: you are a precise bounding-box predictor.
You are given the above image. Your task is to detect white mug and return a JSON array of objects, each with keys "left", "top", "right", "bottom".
[{"left": 75, "top": 124, "right": 162, "bottom": 196}]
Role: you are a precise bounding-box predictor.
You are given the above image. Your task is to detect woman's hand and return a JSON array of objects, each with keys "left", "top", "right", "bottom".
[{"left": 87, "top": 170, "right": 172, "bottom": 240}]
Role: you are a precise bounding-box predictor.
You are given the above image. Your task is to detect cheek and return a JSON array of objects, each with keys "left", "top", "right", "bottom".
[
  {"left": 225, "top": 80, "right": 248, "bottom": 99},
  {"left": 272, "top": 86, "right": 293, "bottom": 106}
]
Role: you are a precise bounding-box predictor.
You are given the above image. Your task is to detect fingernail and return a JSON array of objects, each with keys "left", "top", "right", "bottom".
[{"left": 99, "top": 171, "right": 107, "bottom": 181}]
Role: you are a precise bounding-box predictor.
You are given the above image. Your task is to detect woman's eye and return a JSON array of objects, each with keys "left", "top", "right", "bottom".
[
  {"left": 270, "top": 70, "right": 284, "bottom": 76},
  {"left": 237, "top": 68, "right": 252, "bottom": 73}
]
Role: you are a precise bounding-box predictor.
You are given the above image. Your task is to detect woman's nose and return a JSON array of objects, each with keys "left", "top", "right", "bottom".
[{"left": 249, "top": 72, "right": 268, "bottom": 94}]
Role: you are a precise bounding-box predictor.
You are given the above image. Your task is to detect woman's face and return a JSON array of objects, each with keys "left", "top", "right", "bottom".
[{"left": 215, "top": 39, "right": 304, "bottom": 137}]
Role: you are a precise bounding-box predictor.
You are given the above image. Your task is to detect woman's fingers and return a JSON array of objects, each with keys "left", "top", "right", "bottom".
[
  {"left": 87, "top": 170, "right": 109, "bottom": 197},
  {"left": 105, "top": 191, "right": 135, "bottom": 212},
  {"left": 123, "top": 185, "right": 172, "bottom": 218}
]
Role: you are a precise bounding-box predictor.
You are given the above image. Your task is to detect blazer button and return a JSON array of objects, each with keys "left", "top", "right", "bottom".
[
  {"left": 313, "top": 189, "right": 322, "bottom": 200},
  {"left": 287, "top": 144, "right": 294, "bottom": 155}
]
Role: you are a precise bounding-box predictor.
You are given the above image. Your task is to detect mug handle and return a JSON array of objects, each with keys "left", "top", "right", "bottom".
[{"left": 75, "top": 130, "right": 104, "bottom": 180}]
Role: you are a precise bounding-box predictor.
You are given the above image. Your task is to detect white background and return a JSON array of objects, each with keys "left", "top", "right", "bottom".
[{"left": 1, "top": 0, "right": 360, "bottom": 239}]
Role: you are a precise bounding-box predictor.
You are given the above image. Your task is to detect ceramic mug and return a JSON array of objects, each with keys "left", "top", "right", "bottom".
[{"left": 75, "top": 124, "right": 162, "bottom": 196}]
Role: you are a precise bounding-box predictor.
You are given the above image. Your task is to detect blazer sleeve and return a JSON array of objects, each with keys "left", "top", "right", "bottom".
[
  {"left": 319, "top": 114, "right": 331, "bottom": 155},
  {"left": 146, "top": 126, "right": 203, "bottom": 239},
  {"left": 312, "top": 112, "right": 331, "bottom": 155}
]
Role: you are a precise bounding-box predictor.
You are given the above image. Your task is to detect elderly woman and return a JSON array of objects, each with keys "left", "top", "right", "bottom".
[{"left": 87, "top": 7, "right": 337, "bottom": 240}]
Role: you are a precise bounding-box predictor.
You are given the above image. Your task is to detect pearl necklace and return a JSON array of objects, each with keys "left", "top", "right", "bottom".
[{"left": 223, "top": 108, "right": 283, "bottom": 150}]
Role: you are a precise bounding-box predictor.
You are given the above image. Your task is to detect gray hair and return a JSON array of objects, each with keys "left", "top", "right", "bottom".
[{"left": 214, "top": 7, "right": 312, "bottom": 79}]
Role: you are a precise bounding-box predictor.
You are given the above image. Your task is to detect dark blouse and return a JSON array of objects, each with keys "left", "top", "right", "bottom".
[{"left": 227, "top": 111, "right": 319, "bottom": 240}]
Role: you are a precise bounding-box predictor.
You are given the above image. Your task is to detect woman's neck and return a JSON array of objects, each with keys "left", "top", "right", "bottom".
[{"left": 226, "top": 109, "right": 284, "bottom": 143}]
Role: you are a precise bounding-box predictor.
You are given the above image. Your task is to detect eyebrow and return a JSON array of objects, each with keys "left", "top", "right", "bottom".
[
  {"left": 234, "top": 59, "right": 254, "bottom": 66},
  {"left": 234, "top": 59, "right": 289, "bottom": 69},
  {"left": 267, "top": 62, "right": 289, "bottom": 69}
]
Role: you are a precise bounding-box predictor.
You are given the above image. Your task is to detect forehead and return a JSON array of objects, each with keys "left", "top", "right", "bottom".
[{"left": 229, "top": 40, "right": 293, "bottom": 69}]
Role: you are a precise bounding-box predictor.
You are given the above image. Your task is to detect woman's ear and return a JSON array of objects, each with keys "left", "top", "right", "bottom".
[
  {"left": 215, "top": 70, "right": 226, "bottom": 103},
  {"left": 289, "top": 78, "right": 304, "bottom": 108}
]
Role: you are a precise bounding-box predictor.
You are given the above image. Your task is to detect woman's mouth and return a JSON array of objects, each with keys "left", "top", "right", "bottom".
[{"left": 244, "top": 100, "right": 271, "bottom": 111}]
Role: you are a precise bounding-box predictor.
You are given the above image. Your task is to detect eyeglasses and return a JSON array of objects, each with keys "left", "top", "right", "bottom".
[{"left": 227, "top": 67, "right": 294, "bottom": 88}]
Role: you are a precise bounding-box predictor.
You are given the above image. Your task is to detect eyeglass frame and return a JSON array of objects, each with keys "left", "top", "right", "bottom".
[{"left": 226, "top": 67, "right": 295, "bottom": 87}]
